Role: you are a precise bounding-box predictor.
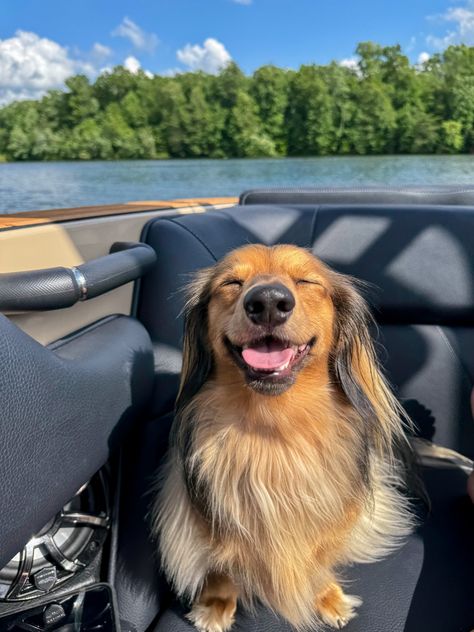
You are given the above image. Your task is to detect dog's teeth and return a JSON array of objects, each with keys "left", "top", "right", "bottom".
[{"left": 298, "top": 344, "right": 306, "bottom": 352}]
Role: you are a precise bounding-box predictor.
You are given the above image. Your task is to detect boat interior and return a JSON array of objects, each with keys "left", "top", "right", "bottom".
[{"left": 0, "top": 186, "right": 473, "bottom": 631}]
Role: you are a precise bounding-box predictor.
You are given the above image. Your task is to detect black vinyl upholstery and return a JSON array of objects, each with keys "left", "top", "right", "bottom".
[
  {"left": 138, "top": 204, "right": 474, "bottom": 456},
  {"left": 129, "top": 203, "right": 474, "bottom": 632},
  {"left": 240, "top": 185, "right": 474, "bottom": 207},
  {"left": 154, "top": 465, "right": 474, "bottom": 632},
  {"left": 0, "top": 314, "right": 154, "bottom": 570}
]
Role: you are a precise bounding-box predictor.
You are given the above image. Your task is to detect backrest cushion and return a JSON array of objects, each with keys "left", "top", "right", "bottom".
[{"left": 138, "top": 204, "right": 474, "bottom": 456}]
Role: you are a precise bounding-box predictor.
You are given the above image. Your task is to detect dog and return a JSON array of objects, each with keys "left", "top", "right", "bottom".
[{"left": 152, "top": 244, "right": 414, "bottom": 632}]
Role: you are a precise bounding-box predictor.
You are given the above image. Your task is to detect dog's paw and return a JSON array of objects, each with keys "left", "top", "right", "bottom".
[
  {"left": 315, "top": 582, "right": 362, "bottom": 629},
  {"left": 187, "top": 598, "right": 236, "bottom": 632}
]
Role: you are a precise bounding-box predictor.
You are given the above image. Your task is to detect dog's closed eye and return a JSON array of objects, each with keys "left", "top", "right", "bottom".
[
  {"left": 295, "top": 278, "right": 323, "bottom": 286},
  {"left": 221, "top": 279, "right": 243, "bottom": 288}
]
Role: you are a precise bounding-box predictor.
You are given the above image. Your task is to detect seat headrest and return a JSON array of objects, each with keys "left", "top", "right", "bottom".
[
  {"left": 240, "top": 186, "right": 474, "bottom": 207},
  {"left": 138, "top": 204, "right": 474, "bottom": 415},
  {"left": 143, "top": 204, "right": 474, "bottom": 325}
]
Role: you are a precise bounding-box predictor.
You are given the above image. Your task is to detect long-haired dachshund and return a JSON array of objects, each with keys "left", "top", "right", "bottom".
[{"left": 153, "top": 244, "right": 413, "bottom": 632}]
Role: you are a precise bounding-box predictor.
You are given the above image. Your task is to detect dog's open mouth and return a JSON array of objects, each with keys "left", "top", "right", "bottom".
[
  {"left": 242, "top": 338, "right": 309, "bottom": 372},
  {"left": 225, "top": 335, "right": 315, "bottom": 383}
]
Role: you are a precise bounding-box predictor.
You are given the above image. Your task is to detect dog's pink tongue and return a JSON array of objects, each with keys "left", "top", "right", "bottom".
[{"left": 242, "top": 340, "right": 294, "bottom": 370}]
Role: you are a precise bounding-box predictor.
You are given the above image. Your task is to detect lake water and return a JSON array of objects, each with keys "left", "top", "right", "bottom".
[{"left": 2, "top": 155, "right": 474, "bottom": 213}]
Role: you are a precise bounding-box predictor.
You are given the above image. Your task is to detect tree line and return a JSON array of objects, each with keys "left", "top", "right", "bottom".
[{"left": 1, "top": 42, "right": 474, "bottom": 161}]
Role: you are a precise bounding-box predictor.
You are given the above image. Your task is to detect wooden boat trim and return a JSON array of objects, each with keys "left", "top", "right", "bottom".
[{"left": 0, "top": 197, "right": 238, "bottom": 230}]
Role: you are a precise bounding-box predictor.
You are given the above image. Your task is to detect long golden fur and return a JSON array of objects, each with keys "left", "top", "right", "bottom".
[{"left": 152, "top": 244, "right": 414, "bottom": 632}]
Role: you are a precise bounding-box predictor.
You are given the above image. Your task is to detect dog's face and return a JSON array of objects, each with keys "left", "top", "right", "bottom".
[
  {"left": 178, "top": 242, "right": 405, "bottom": 464},
  {"left": 204, "top": 244, "right": 339, "bottom": 395}
]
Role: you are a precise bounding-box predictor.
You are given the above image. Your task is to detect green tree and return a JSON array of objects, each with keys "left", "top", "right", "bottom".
[
  {"left": 154, "top": 81, "right": 189, "bottom": 157},
  {"left": 226, "top": 91, "right": 276, "bottom": 157},
  {"left": 101, "top": 103, "right": 139, "bottom": 158},
  {"left": 349, "top": 79, "right": 397, "bottom": 154},
  {"left": 212, "top": 63, "right": 248, "bottom": 109},
  {"left": 65, "top": 75, "right": 99, "bottom": 125},
  {"left": 1, "top": 44, "right": 474, "bottom": 161},
  {"left": 7, "top": 126, "right": 30, "bottom": 160},
  {"left": 396, "top": 105, "right": 440, "bottom": 153},
  {"left": 65, "top": 119, "right": 113, "bottom": 159},
  {"left": 39, "top": 90, "right": 69, "bottom": 131},
  {"left": 184, "top": 84, "right": 225, "bottom": 157},
  {"left": 93, "top": 67, "right": 140, "bottom": 108},
  {"left": 286, "top": 65, "right": 336, "bottom": 155},
  {"left": 135, "top": 127, "right": 157, "bottom": 158},
  {"left": 30, "top": 127, "right": 63, "bottom": 160},
  {"left": 322, "top": 63, "right": 358, "bottom": 154},
  {"left": 121, "top": 91, "right": 148, "bottom": 128},
  {"left": 441, "top": 45, "right": 474, "bottom": 150},
  {"left": 250, "top": 65, "right": 289, "bottom": 154},
  {"left": 440, "top": 120, "right": 464, "bottom": 153}
]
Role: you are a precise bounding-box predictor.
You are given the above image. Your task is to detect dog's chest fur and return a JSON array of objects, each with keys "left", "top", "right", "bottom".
[{"left": 185, "top": 393, "right": 367, "bottom": 582}]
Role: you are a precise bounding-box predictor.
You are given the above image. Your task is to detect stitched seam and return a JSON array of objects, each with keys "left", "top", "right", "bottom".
[
  {"left": 435, "top": 325, "right": 473, "bottom": 388},
  {"left": 156, "top": 218, "right": 218, "bottom": 262}
]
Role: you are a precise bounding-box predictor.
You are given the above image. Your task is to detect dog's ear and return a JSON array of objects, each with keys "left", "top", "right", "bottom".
[
  {"left": 330, "top": 273, "right": 409, "bottom": 458},
  {"left": 173, "top": 267, "right": 216, "bottom": 510},
  {"left": 175, "top": 267, "right": 215, "bottom": 415}
]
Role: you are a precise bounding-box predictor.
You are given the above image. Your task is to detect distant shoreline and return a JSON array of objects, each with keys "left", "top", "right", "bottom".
[
  {"left": 2, "top": 45, "right": 474, "bottom": 163},
  {"left": 2, "top": 153, "right": 474, "bottom": 165},
  {"left": 2, "top": 155, "right": 474, "bottom": 215}
]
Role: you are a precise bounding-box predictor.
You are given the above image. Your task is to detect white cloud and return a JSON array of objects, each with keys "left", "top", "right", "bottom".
[
  {"left": 123, "top": 55, "right": 141, "bottom": 74},
  {"left": 427, "top": 1, "right": 474, "bottom": 49},
  {"left": 176, "top": 38, "right": 231, "bottom": 74},
  {"left": 0, "top": 30, "right": 95, "bottom": 105},
  {"left": 112, "top": 17, "right": 158, "bottom": 52},
  {"left": 417, "top": 51, "right": 430, "bottom": 65},
  {"left": 92, "top": 42, "right": 112, "bottom": 59},
  {"left": 339, "top": 56, "right": 359, "bottom": 70},
  {"left": 123, "top": 55, "right": 153, "bottom": 78},
  {"left": 426, "top": 31, "right": 457, "bottom": 50}
]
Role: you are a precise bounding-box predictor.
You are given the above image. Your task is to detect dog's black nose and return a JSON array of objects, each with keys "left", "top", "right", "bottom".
[{"left": 244, "top": 283, "right": 295, "bottom": 326}]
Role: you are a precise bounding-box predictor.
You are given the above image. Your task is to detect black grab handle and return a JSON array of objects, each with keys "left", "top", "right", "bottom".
[{"left": 0, "top": 242, "right": 157, "bottom": 311}]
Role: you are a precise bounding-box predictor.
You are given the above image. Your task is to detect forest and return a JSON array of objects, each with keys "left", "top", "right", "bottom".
[{"left": 1, "top": 42, "right": 474, "bottom": 161}]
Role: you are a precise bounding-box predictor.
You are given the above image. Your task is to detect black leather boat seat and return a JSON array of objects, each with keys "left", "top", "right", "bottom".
[
  {"left": 155, "top": 461, "right": 474, "bottom": 632},
  {"left": 240, "top": 185, "right": 474, "bottom": 207},
  {"left": 120, "top": 203, "right": 474, "bottom": 632}
]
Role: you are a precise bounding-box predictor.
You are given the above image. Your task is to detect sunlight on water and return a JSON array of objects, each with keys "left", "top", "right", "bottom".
[{"left": 1, "top": 155, "right": 474, "bottom": 213}]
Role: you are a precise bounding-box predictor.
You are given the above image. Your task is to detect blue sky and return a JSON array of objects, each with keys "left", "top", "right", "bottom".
[{"left": 0, "top": 0, "right": 473, "bottom": 103}]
